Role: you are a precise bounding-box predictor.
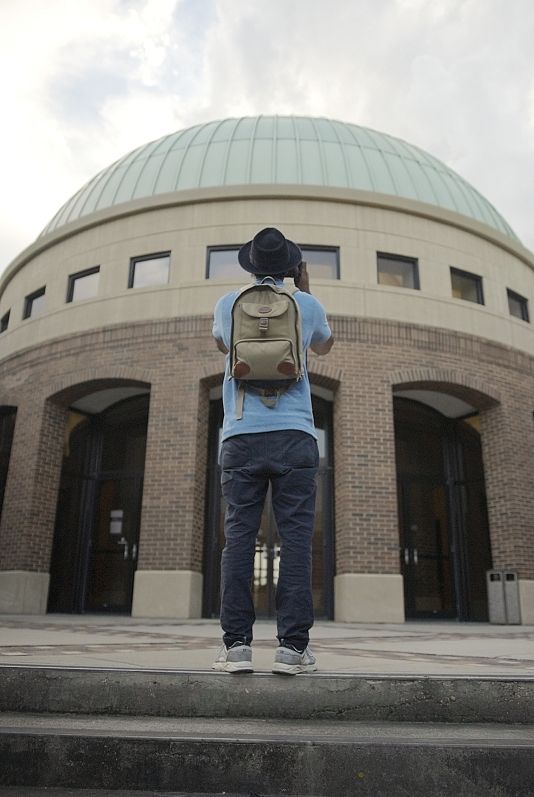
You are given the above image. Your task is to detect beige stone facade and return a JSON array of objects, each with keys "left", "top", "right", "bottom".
[{"left": 1, "top": 185, "right": 534, "bottom": 623}]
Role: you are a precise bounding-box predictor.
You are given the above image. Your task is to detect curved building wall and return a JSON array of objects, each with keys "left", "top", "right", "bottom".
[
  {"left": 1, "top": 186, "right": 534, "bottom": 360},
  {"left": 1, "top": 184, "right": 534, "bottom": 622}
]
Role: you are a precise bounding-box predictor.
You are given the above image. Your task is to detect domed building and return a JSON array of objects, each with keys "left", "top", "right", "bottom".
[{"left": 1, "top": 115, "right": 533, "bottom": 624}]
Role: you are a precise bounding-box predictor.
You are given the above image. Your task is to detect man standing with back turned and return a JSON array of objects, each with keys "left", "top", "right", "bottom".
[{"left": 212, "top": 227, "right": 334, "bottom": 675}]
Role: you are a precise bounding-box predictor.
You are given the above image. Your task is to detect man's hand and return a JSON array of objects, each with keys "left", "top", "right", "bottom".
[{"left": 294, "top": 261, "right": 310, "bottom": 293}]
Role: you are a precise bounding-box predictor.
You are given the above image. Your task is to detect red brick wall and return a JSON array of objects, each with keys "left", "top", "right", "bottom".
[
  {"left": 0, "top": 399, "right": 66, "bottom": 571},
  {"left": 1, "top": 314, "right": 533, "bottom": 582},
  {"left": 328, "top": 316, "right": 534, "bottom": 579}
]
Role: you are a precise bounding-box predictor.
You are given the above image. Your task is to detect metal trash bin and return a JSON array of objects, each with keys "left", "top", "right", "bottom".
[
  {"left": 503, "top": 570, "right": 521, "bottom": 624},
  {"left": 487, "top": 570, "right": 506, "bottom": 623},
  {"left": 486, "top": 569, "right": 521, "bottom": 624}
]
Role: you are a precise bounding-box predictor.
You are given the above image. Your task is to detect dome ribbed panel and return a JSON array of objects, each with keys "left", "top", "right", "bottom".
[{"left": 40, "top": 116, "right": 518, "bottom": 242}]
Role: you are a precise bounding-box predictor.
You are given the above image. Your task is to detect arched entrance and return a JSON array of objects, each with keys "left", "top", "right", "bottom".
[
  {"left": 394, "top": 396, "right": 492, "bottom": 621},
  {"left": 203, "top": 394, "right": 335, "bottom": 619},
  {"left": 48, "top": 390, "right": 149, "bottom": 613}
]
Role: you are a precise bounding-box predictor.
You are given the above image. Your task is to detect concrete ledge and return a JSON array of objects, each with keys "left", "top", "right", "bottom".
[
  {"left": 131, "top": 570, "right": 202, "bottom": 618},
  {"left": 1, "top": 667, "right": 534, "bottom": 724},
  {"left": 334, "top": 573, "right": 405, "bottom": 622},
  {"left": 0, "top": 572, "right": 49, "bottom": 614}
]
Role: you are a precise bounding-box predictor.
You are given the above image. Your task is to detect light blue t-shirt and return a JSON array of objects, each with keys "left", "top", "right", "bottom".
[{"left": 213, "top": 279, "right": 332, "bottom": 441}]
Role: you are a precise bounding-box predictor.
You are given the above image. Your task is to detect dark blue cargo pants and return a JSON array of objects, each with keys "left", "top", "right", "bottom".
[{"left": 219, "top": 429, "right": 319, "bottom": 650}]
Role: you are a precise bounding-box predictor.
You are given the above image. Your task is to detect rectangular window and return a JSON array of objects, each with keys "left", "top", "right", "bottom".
[
  {"left": 129, "top": 252, "right": 170, "bottom": 289},
  {"left": 450, "top": 267, "right": 484, "bottom": 304},
  {"left": 207, "top": 245, "right": 340, "bottom": 280},
  {"left": 206, "top": 247, "right": 241, "bottom": 279},
  {"left": 23, "top": 287, "right": 46, "bottom": 319},
  {"left": 0, "top": 310, "right": 9, "bottom": 333},
  {"left": 300, "top": 246, "right": 339, "bottom": 279},
  {"left": 377, "top": 253, "right": 420, "bottom": 289},
  {"left": 67, "top": 267, "right": 100, "bottom": 302},
  {"left": 507, "top": 289, "right": 529, "bottom": 322}
]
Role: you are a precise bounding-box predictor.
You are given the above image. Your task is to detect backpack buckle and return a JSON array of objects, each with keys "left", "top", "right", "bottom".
[{"left": 258, "top": 317, "right": 269, "bottom": 333}]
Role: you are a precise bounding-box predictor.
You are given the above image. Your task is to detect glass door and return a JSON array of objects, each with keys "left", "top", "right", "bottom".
[
  {"left": 0, "top": 408, "right": 16, "bottom": 520},
  {"left": 84, "top": 475, "right": 143, "bottom": 612},
  {"left": 394, "top": 397, "right": 492, "bottom": 621},
  {"left": 48, "top": 394, "right": 149, "bottom": 614},
  {"left": 399, "top": 477, "right": 456, "bottom": 618},
  {"left": 252, "top": 487, "right": 280, "bottom": 615}
]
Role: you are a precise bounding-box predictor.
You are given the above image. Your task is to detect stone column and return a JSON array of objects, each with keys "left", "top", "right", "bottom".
[
  {"left": 332, "top": 344, "right": 404, "bottom": 622},
  {"left": 131, "top": 369, "right": 210, "bottom": 619},
  {"left": 0, "top": 398, "right": 67, "bottom": 613},
  {"left": 480, "top": 398, "right": 534, "bottom": 624}
]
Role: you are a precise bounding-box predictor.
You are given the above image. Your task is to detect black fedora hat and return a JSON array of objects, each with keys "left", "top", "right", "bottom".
[{"left": 238, "top": 227, "right": 302, "bottom": 275}]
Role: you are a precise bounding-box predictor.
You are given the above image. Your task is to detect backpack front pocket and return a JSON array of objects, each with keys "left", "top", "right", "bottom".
[{"left": 233, "top": 339, "right": 297, "bottom": 381}]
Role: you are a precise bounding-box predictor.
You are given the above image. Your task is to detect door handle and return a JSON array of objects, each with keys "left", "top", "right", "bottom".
[
  {"left": 402, "top": 547, "right": 419, "bottom": 565},
  {"left": 118, "top": 536, "right": 129, "bottom": 560},
  {"left": 132, "top": 543, "right": 138, "bottom": 561}
]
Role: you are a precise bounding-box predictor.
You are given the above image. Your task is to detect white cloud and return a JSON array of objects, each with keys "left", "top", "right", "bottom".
[
  {"left": 1, "top": 0, "right": 534, "bottom": 276},
  {"left": 200, "top": 0, "right": 534, "bottom": 248},
  {"left": 0, "top": 0, "right": 189, "bottom": 267}
]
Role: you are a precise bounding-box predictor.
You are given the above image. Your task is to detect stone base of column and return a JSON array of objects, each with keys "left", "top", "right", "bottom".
[
  {"left": 131, "top": 570, "right": 203, "bottom": 618},
  {"left": 519, "top": 579, "right": 534, "bottom": 624},
  {"left": 0, "top": 571, "right": 50, "bottom": 614},
  {"left": 334, "top": 573, "right": 405, "bottom": 623}
]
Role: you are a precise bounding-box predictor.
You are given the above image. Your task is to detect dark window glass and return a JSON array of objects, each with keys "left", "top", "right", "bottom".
[
  {"left": 0, "top": 311, "right": 9, "bottom": 333},
  {"left": 67, "top": 267, "right": 100, "bottom": 302},
  {"left": 95, "top": 395, "right": 149, "bottom": 474},
  {"left": 0, "top": 408, "right": 16, "bottom": 520},
  {"left": 507, "top": 289, "right": 529, "bottom": 322},
  {"left": 450, "top": 267, "right": 484, "bottom": 304},
  {"left": 129, "top": 253, "right": 170, "bottom": 288},
  {"left": 207, "top": 245, "right": 340, "bottom": 280},
  {"left": 377, "top": 253, "right": 420, "bottom": 289},
  {"left": 23, "top": 287, "right": 46, "bottom": 319}
]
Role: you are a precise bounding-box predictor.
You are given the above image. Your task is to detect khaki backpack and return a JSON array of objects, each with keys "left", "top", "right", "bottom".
[{"left": 229, "top": 280, "right": 304, "bottom": 418}]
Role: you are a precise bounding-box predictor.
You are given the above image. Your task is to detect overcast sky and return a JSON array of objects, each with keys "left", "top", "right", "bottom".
[{"left": 1, "top": 0, "right": 533, "bottom": 276}]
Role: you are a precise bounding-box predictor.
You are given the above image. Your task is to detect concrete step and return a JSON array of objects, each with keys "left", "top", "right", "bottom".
[
  {"left": 0, "top": 791, "right": 238, "bottom": 797},
  {"left": 1, "top": 665, "right": 533, "bottom": 724},
  {"left": 1, "top": 713, "right": 533, "bottom": 796},
  {"left": 0, "top": 792, "right": 236, "bottom": 797}
]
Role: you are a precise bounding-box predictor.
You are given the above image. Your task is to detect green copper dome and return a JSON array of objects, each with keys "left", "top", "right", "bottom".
[{"left": 41, "top": 116, "right": 517, "bottom": 240}]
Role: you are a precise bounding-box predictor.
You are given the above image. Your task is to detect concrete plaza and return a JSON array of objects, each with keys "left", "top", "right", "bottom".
[{"left": 0, "top": 614, "right": 533, "bottom": 676}]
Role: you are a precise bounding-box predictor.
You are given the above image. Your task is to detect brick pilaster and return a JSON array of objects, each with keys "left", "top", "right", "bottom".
[
  {"left": 137, "top": 371, "right": 210, "bottom": 574},
  {"left": 480, "top": 399, "right": 534, "bottom": 578},
  {"left": 333, "top": 342, "right": 400, "bottom": 575},
  {"left": 0, "top": 398, "right": 67, "bottom": 572}
]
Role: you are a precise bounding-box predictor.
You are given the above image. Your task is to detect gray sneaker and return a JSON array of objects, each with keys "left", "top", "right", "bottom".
[
  {"left": 212, "top": 643, "right": 253, "bottom": 673},
  {"left": 272, "top": 645, "right": 317, "bottom": 675}
]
